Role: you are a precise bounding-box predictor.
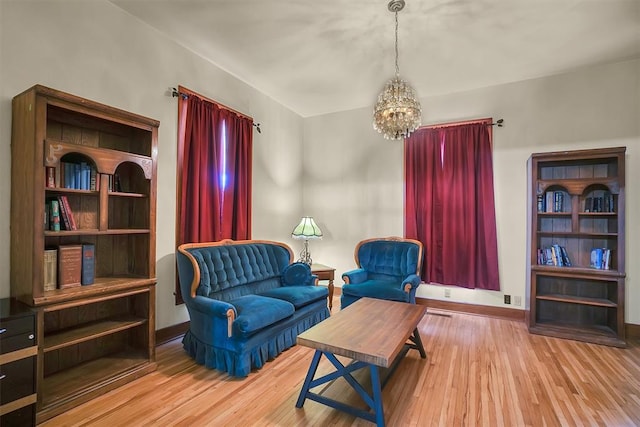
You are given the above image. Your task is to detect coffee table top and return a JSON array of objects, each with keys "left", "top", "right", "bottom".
[{"left": 297, "top": 297, "right": 426, "bottom": 367}]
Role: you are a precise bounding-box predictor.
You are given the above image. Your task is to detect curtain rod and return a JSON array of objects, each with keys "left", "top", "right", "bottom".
[
  {"left": 421, "top": 118, "right": 504, "bottom": 129},
  {"left": 171, "top": 86, "right": 261, "bottom": 133}
]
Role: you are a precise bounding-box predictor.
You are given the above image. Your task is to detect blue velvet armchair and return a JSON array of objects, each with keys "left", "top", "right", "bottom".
[{"left": 340, "top": 237, "right": 424, "bottom": 309}]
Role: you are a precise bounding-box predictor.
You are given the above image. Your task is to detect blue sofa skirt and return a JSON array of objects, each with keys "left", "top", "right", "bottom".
[{"left": 183, "top": 299, "right": 329, "bottom": 377}]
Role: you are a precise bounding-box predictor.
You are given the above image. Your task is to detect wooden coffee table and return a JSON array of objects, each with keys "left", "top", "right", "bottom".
[{"left": 295, "top": 298, "right": 426, "bottom": 426}]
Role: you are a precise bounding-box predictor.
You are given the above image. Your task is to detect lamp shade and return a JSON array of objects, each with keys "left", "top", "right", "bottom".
[{"left": 291, "top": 217, "right": 323, "bottom": 239}]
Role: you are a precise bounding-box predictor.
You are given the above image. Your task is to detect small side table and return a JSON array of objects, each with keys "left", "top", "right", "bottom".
[{"left": 311, "top": 263, "right": 335, "bottom": 310}]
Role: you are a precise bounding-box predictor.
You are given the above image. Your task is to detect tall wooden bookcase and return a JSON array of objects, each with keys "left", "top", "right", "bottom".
[
  {"left": 526, "top": 147, "right": 626, "bottom": 347},
  {"left": 10, "top": 85, "right": 159, "bottom": 422}
]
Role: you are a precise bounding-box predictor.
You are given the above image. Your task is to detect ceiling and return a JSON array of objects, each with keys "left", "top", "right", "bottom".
[{"left": 111, "top": 0, "right": 640, "bottom": 118}]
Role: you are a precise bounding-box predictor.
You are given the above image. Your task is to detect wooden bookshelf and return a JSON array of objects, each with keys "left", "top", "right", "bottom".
[
  {"left": 526, "top": 147, "right": 626, "bottom": 347},
  {"left": 10, "top": 85, "right": 159, "bottom": 422}
]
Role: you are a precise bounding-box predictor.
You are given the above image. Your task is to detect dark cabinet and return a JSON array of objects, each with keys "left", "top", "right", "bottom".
[{"left": 0, "top": 298, "right": 37, "bottom": 426}]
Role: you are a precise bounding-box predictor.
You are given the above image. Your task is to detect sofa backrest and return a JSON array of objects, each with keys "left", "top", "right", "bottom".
[
  {"left": 177, "top": 240, "right": 293, "bottom": 301},
  {"left": 355, "top": 237, "right": 423, "bottom": 281}
]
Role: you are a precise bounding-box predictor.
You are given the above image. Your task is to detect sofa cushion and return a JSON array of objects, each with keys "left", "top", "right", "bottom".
[
  {"left": 258, "top": 286, "right": 328, "bottom": 309},
  {"left": 230, "top": 295, "right": 295, "bottom": 337},
  {"left": 341, "top": 280, "right": 408, "bottom": 302}
]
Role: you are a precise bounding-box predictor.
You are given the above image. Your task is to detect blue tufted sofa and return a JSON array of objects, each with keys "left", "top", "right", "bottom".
[
  {"left": 177, "top": 239, "right": 330, "bottom": 377},
  {"left": 340, "top": 237, "right": 424, "bottom": 309}
]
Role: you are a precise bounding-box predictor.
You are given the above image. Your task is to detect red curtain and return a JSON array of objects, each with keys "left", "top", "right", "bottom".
[
  {"left": 405, "top": 120, "right": 500, "bottom": 290},
  {"left": 177, "top": 89, "right": 252, "bottom": 245}
]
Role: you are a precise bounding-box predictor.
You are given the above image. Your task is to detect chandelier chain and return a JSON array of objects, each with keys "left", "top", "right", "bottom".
[{"left": 394, "top": 11, "right": 399, "bottom": 76}]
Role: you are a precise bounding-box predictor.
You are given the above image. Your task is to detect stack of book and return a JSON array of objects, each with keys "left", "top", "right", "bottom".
[
  {"left": 43, "top": 244, "right": 95, "bottom": 290},
  {"left": 537, "top": 244, "right": 572, "bottom": 267},
  {"left": 45, "top": 196, "right": 77, "bottom": 231},
  {"left": 584, "top": 192, "right": 615, "bottom": 213},
  {"left": 538, "top": 191, "right": 566, "bottom": 213},
  {"left": 590, "top": 248, "right": 612, "bottom": 270}
]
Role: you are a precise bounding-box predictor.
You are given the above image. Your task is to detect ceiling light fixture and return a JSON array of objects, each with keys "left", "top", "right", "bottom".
[{"left": 373, "top": 0, "right": 422, "bottom": 140}]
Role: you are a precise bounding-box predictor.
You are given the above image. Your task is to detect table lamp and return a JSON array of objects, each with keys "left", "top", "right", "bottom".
[{"left": 291, "top": 216, "right": 323, "bottom": 265}]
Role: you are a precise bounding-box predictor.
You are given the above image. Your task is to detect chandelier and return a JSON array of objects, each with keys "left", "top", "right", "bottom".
[{"left": 373, "top": 0, "right": 422, "bottom": 140}]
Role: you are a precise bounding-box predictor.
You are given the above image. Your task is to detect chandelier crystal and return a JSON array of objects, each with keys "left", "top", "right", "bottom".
[{"left": 373, "top": 0, "right": 422, "bottom": 140}]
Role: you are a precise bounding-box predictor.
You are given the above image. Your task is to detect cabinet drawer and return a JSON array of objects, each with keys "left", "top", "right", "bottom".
[
  {"left": 0, "top": 316, "right": 36, "bottom": 354},
  {"left": 0, "top": 402, "right": 35, "bottom": 427},
  {"left": 0, "top": 356, "right": 35, "bottom": 405}
]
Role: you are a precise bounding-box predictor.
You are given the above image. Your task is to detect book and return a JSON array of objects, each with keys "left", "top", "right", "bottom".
[
  {"left": 50, "top": 199, "right": 61, "bottom": 231},
  {"left": 58, "top": 245, "right": 82, "bottom": 288},
  {"left": 584, "top": 197, "right": 593, "bottom": 212},
  {"left": 554, "top": 191, "right": 564, "bottom": 212},
  {"left": 59, "top": 195, "right": 77, "bottom": 230},
  {"left": 81, "top": 244, "right": 95, "bottom": 285},
  {"left": 44, "top": 249, "right": 57, "bottom": 291},
  {"left": 545, "top": 192, "right": 554, "bottom": 213},
  {"left": 536, "top": 194, "right": 544, "bottom": 212},
  {"left": 45, "top": 202, "right": 50, "bottom": 230},
  {"left": 590, "top": 248, "right": 603, "bottom": 269},
  {"left": 603, "top": 249, "right": 611, "bottom": 270},
  {"left": 90, "top": 167, "right": 98, "bottom": 191},
  {"left": 559, "top": 246, "right": 572, "bottom": 267},
  {"left": 80, "top": 162, "right": 88, "bottom": 190},
  {"left": 57, "top": 196, "right": 71, "bottom": 230},
  {"left": 552, "top": 244, "right": 563, "bottom": 266},
  {"left": 46, "top": 166, "right": 56, "bottom": 188}
]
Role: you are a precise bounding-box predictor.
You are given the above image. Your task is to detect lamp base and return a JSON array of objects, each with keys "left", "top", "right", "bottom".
[{"left": 297, "top": 240, "right": 312, "bottom": 265}]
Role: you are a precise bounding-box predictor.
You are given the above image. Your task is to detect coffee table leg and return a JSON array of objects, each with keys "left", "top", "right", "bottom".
[
  {"left": 370, "top": 365, "right": 385, "bottom": 427},
  {"left": 412, "top": 328, "right": 427, "bottom": 359},
  {"left": 296, "top": 350, "right": 322, "bottom": 408}
]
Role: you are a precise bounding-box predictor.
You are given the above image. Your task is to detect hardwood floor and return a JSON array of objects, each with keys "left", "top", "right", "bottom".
[{"left": 41, "top": 305, "right": 640, "bottom": 426}]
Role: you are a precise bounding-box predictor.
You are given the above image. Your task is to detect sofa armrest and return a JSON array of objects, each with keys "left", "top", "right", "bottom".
[
  {"left": 190, "top": 296, "right": 238, "bottom": 337},
  {"left": 401, "top": 274, "right": 422, "bottom": 292},
  {"left": 282, "top": 262, "right": 316, "bottom": 286},
  {"left": 342, "top": 268, "right": 367, "bottom": 284}
]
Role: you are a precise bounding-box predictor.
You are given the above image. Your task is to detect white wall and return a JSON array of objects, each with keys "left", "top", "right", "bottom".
[
  {"left": 0, "top": 0, "right": 305, "bottom": 329},
  {"left": 304, "top": 58, "right": 640, "bottom": 324},
  {"left": 1, "top": 1, "right": 638, "bottom": 328}
]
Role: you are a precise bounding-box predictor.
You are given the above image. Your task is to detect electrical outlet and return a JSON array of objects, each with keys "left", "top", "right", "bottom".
[
  {"left": 504, "top": 294, "right": 511, "bottom": 304},
  {"left": 444, "top": 288, "right": 451, "bottom": 298},
  {"left": 514, "top": 296, "right": 522, "bottom": 306}
]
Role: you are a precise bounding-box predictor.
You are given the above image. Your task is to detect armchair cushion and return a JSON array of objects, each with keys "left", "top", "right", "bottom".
[
  {"left": 339, "top": 280, "right": 408, "bottom": 302},
  {"left": 230, "top": 295, "right": 295, "bottom": 337}
]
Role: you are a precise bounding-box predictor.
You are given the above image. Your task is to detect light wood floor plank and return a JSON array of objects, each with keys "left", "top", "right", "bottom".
[{"left": 41, "top": 306, "right": 640, "bottom": 426}]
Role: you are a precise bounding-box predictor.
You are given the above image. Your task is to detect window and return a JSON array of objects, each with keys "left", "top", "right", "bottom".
[{"left": 404, "top": 119, "right": 500, "bottom": 290}]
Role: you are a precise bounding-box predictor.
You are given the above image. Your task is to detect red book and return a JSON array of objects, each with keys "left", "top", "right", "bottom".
[
  {"left": 60, "top": 195, "right": 77, "bottom": 230},
  {"left": 57, "top": 196, "right": 71, "bottom": 230},
  {"left": 46, "top": 167, "right": 56, "bottom": 188},
  {"left": 58, "top": 245, "right": 82, "bottom": 288}
]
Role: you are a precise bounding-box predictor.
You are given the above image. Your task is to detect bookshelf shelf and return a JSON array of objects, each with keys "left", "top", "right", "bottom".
[
  {"left": 526, "top": 147, "right": 626, "bottom": 348},
  {"left": 536, "top": 294, "right": 617, "bottom": 307},
  {"left": 535, "top": 231, "right": 618, "bottom": 238},
  {"left": 10, "top": 85, "right": 159, "bottom": 422},
  {"left": 44, "top": 229, "right": 151, "bottom": 237},
  {"left": 44, "top": 316, "right": 148, "bottom": 352},
  {"left": 531, "top": 265, "right": 624, "bottom": 278}
]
